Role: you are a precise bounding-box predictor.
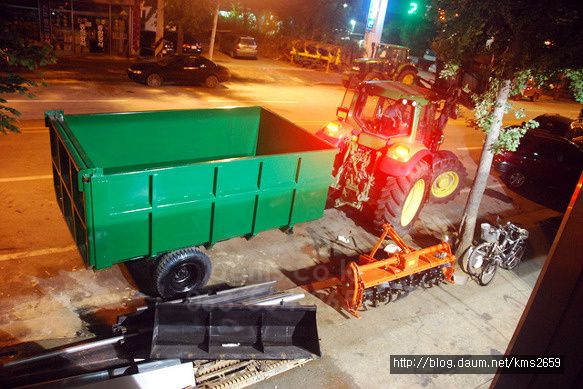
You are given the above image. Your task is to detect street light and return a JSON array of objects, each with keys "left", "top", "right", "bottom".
[
  {"left": 350, "top": 19, "right": 356, "bottom": 32},
  {"left": 343, "top": 3, "right": 348, "bottom": 8}
]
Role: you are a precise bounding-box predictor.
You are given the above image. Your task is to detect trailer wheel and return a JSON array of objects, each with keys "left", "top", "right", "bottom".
[
  {"left": 154, "top": 247, "right": 212, "bottom": 299},
  {"left": 146, "top": 73, "right": 162, "bottom": 87},
  {"left": 429, "top": 151, "right": 468, "bottom": 204},
  {"left": 370, "top": 160, "right": 430, "bottom": 235}
]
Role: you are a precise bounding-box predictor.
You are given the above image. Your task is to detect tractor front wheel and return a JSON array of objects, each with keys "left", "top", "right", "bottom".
[
  {"left": 429, "top": 151, "right": 468, "bottom": 203},
  {"left": 364, "top": 72, "right": 383, "bottom": 81},
  {"left": 371, "top": 160, "right": 430, "bottom": 235},
  {"left": 396, "top": 69, "right": 416, "bottom": 85}
]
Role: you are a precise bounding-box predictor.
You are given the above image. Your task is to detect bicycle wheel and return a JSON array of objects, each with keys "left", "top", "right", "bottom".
[
  {"left": 501, "top": 242, "right": 526, "bottom": 270},
  {"left": 465, "top": 242, "right": 493, "bottom": 276},
  {"left": 478, "top": 259, "right": 498, "bottom": 286}
]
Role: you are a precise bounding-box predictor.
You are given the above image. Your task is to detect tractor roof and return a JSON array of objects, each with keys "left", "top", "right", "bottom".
[
  {"left": 377, "top": 43, "right": 409, "bottom": 50},
  {"left": 361, "top": 80, "right": 437, "bottom": 106}
]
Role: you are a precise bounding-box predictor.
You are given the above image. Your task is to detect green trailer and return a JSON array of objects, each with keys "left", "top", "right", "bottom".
[{"left": 46, "top": 107, "right": 335, "bottom": 297}]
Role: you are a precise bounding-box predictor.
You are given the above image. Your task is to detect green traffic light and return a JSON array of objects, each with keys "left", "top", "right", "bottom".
[{"left": 408, "top": 2, "right": 418, "bottom": 14}]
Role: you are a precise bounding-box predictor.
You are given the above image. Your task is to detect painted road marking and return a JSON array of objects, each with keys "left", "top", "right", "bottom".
[
  {"left": 17, "top": 130, "right": 48, "bottom": 134},
  {"left": 0, "top": 175, "right": 52, "bottom": 183},
  {"left": 9, "top": 99, "right": 128, "bottom": 102},
  {"left": 456, "top": 146, "right": 483, "bottom": 150},
  {"left": 0, "top": 245, "right": 76, "bottom": 262},
  {"left": 206, "top": 99, "right": 297, "bottom": 104}
]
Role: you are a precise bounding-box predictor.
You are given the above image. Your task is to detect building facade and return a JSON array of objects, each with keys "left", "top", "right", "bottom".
[{"left": 0, "top": 0, "right": 141, "bottom": 56}]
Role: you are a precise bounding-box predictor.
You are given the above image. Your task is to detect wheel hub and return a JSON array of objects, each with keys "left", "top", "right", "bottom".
[
  {"left": 509, "top": 172, "right": 525, "bottom": 187},
  {"left": 173, "top": 265, "right": 192, "bottom": 283},
  {"left": 431, "top": 171, "right": 459, "bottom": 198},
  {"left": 401, "top": 74, "right": 415, "bottom": 85}
]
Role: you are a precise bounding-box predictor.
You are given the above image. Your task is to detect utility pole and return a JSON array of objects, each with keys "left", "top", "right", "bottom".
[
  {"left": 208, "top": 1, "right": 219, "bottom": 60},
  {"left": 364, "top": 0, "right": 388, "bottom": 57},
  {"left": 154, "top": 0, "right": 165, "bottom": 56}
]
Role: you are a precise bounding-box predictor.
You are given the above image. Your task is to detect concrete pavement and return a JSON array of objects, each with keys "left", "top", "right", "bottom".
[{"left": 0, "top": 54, "right": 580, "bottom": 388}]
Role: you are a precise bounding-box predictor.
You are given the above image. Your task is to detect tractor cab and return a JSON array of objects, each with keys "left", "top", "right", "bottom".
[
  {"left": 316, "top": 81, "right": 467, "bottom": 233},
  {"left": 320, "top": 81, "right": 442, "bottom": 154}
]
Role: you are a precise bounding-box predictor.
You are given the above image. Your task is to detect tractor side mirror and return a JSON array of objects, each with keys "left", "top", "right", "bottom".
[{"left": 336, "top": 107, "right": 349, "bottom": 122}]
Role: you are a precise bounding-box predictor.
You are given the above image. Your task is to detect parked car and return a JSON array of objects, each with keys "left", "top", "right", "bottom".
[
  {"left": 494, "top": 129, "right": 583, "bottom": 192},
  {"left": 127, "top": 54, "right": 230, "bottom": 88},
  {"left": 530, "top": 114, "right": 583, "bottom": 140},
  {"left": 140, "top": 31, "right": 202, "bottom": 57},
  {"left": 221, "top": 35, "right": 258, "bottom": 59}
]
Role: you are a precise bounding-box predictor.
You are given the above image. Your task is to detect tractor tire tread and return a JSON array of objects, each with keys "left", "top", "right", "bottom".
[{"left": 370, "top": 160, "right": 430, "bottom": 235}]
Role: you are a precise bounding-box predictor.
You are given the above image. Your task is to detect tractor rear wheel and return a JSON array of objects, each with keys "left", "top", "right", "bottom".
[
  {"left": 370, "top": 160, "right": 430, "bottom": 235},
  {"left": 429, "top": 151, "right": 468, "bottom": 203}
]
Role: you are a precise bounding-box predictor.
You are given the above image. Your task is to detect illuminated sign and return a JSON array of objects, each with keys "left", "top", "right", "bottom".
[
  {"left": 408, "top": 2, "right": 418, "bottom": 14},
  {"left": 366, "top": 0, "right": 380, "bottom": 32}
]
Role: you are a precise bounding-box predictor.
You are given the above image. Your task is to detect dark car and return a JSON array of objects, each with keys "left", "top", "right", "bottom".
[
  {"left": 127, "top": 55, "right": 230, "bottom": 88},
  {"left": 494, "top": 129, "right": 583, "bottom": 192},
  {"left": 140, "top": 31, "right": 202, "bottom": 57},
  {"left": 531, "top": 114, "right": 583, "bottom": 140}
]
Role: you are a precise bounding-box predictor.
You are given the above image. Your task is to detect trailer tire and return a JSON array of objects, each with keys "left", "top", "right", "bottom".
[
  {"left": 370, "top": 160, "right": 430, "bottom": 235},
  {"left": 154, "top": 247, "right": 212, "bottom": 299},
  {"left": 429, "top": 150, "right": 467, "bottom": 204}
]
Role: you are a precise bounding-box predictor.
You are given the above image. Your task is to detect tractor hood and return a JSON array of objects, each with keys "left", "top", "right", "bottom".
[{"left": 353, "top": 57, "right": 384, "bottom": 64}]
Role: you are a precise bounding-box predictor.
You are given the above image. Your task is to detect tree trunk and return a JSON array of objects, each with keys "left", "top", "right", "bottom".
[
  {"left": 455, "top": 79, "right": 512, "bottom": 259},
  {"left": 176, "top": 21, "right": 184, "bottom": 54},
  {"left": 208, "top": 1, "right": 219, "bottom": 60}
]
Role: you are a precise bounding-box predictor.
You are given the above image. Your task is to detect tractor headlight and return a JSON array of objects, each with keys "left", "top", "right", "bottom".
[
  {"left": 324, "top": 121, "right": 341, "bottom": 137},
  {"left": 386, "top": 144, "right": 411, "bottom": 162}
]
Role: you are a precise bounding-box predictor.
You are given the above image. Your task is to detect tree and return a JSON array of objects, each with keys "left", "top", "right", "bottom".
[
  {"left": 165, "top": 0, "right": 214, "bottom": 52},
  {"left": 429, "top": 0, "right": 583, "bottom": 258},
  {"left": 1, "top": 19, "right": 55, "bottom": 134}
]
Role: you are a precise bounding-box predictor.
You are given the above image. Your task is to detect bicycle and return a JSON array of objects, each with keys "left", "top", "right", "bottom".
[{"left": 463, "top": 218, "right": 529, "bottom": 286}]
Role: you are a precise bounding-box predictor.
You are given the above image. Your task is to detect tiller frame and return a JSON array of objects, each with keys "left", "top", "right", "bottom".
[{"left": 335, "top": 224, "right": 456, "bottom": 317}]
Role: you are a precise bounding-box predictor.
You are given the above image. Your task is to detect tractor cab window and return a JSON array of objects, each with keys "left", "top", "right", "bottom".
[
  {"left": 355, "top": 93, "right": 413, "bottom": 137},
  {"left": 379, "top": 100, "right": 413, "bottom": 136}
]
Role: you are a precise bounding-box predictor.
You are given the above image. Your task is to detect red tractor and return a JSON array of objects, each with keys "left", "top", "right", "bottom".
[{"left": 316, "top": 81, "right": 467, "bottom": 234}]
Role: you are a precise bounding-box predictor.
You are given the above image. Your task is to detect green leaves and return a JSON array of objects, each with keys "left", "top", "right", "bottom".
[
  {"left": 439, "top": 63, "right": 459, "bottom": 80},
  {"left": 465, "top": 76, "right": 542, "bottom": 154},
  {"left": 1, "top": 21, "right": 55, "bottom": 135},
  {"left": 492, "top": 120, "right": 538, "bottom": 154},
  {"left": 564, "top": 69, "right": 583, "bottom": 103}
]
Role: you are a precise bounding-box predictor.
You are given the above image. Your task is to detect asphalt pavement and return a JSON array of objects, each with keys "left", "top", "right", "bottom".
[{"left": 0, "top": 52, "right": 581, "bottom": 388}]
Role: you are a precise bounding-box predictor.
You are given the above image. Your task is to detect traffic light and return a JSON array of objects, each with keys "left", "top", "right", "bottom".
[{"left": 407, "top": 2, "right": 418, "bottom": 14}]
